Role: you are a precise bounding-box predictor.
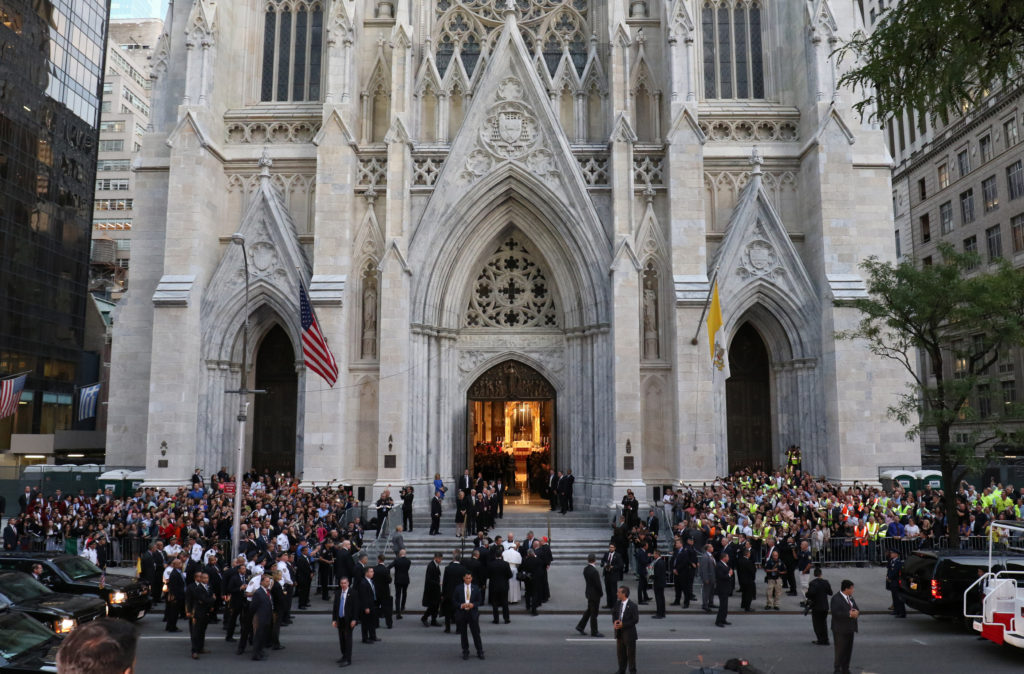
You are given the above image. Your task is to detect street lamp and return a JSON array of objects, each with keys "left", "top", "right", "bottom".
[{"left": 228, "top": 233, "right": 261, "bottom": 561}]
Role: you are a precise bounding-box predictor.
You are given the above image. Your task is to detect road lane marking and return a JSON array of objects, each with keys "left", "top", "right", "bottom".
[
  {"left": 566, "top": 638, "right": 711, "bottom": 643},
  {"left": 912, "top": 639, "right": 927, "bottom": 645}
]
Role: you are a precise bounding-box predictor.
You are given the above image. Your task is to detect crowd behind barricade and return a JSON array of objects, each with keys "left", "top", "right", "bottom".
[{"left": 612, "top": 455, "right": 1024, "bottom": 589}]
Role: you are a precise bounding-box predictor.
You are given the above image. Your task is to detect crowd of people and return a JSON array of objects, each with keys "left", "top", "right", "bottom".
[{"left": 2, "top": 461, "right": 1023, "bottom": 670}]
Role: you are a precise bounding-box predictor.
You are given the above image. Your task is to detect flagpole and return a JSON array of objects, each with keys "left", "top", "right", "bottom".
[
  {"left": 690, "top": 266, "right": 719, "bottom": 345},
  {"left": 0, "top": 370, "right": 32, "bottom": 381}
]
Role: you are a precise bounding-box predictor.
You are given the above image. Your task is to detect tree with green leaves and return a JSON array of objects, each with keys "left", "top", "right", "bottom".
[
  {"left": 840, "top": 244, "right": 1024, "bottom": 547},
  {"left": 837, "top": 0, "right": 1024, "bottom": 124}
]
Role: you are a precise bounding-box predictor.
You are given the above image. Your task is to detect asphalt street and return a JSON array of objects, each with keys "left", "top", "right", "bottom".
[{"left": 134, "top": 609, "right": 1024, "bottom": 673}]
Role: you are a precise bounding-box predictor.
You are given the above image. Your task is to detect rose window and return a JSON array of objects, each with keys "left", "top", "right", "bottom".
[{"left": 466, "top": 236, "right": 559, "bottom": 328}]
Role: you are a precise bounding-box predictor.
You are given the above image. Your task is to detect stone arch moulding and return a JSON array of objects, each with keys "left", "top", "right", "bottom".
[
  {"left": 409, "top": 165, "right": 611, "bottom": 332},
  {"left": 459, "top": 351, "right": 565, "bottom": 398}
]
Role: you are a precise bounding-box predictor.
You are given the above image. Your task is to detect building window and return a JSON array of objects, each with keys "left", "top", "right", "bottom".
[
  {"left": 937, "top": 163, "right": 949, "bottom": 189},
  {"left": 953, "top": 340, "right": 967, "bottom": 378},
  {"left": 918, "top": 177, "right": 927, "bottom": 201},
  {"left": 100, "top": 101, "right": 111, "bottom": 113},
  {"left": 920, "top": 213, "right": 931, "bottom": 242},
  {"left": 103, "top": 82, "right": 113, "bottom": 94},
  {"left": 940, "top": 201, "right": 954, "bottom": 234},
  {"left": 95, "top": 179, "right": 130, "bottom": 191},
  {"left": 121, "top": 87, "right": 149, "bottom": 116},
  {"left": 958, "top": 148, "right": 971, "bottom": 177},
  {"left": 983, "top": 175, "right": 999, "bottom": 212},
  {"left": 964, "top": 235, "right": 978, "bottom": 268},
  {"left": 922, "top": 255, "right": 933, "bottom": 266},
  {"left": 98, "top": 140, "right": 124, "bottom": 152},
  {"left": 1007, "top": 160, "right": 1024, "bottom": 201},
  {"left": 1006, "top": 117, "right": 1020, "bottom": 147},
  {"left": 978, "top": 384, "right": 992, "bottom": 418},
  {"left": 94, "top": 199, "right": 133, "bottom": 211},
  {"left": 1012, "top": 213, "right": 1024, "bottom": 253},
  {"left": 894, "top": 229, "right": 901, "bottom": 258},
  {"left": 960, "top": 189, "right": 975, "bottom": 224},
  {"left": 701, "top": 0, "right": 765, "bottom": 100},
  {"left": 97, "top": 159, "right": 130, "bottom": 171},
  {"left": 980, "top": 133, "right": 993, "bottom": 164},
  {"left": 260, "top": 0, "right": 324, "bottom": 103},
  {"left": 99, "top": 120, "right": 125, "bottom": 133},
  {"left": 1003, "top": 380, "right": 1017, "bottom": 414},
  {"left": 986, "top": 224, "right": 1003, "bottom": 261},
  {"left": 92, "top": 219, "right": 132, "bottom": 230}
]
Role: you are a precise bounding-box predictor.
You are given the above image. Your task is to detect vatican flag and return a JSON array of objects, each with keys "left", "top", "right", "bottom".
[{"left": 706, "top": 280, "right": 729, "bottom": 377}]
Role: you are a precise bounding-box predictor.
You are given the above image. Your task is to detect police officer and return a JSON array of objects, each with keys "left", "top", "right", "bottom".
[{"left": 886, "top": 549, "right": 907, "bottom": 618}]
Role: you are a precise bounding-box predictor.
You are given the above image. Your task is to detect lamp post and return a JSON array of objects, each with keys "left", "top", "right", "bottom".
[{"left": 227, "top": 233, "right": 263, "bottom": 561}]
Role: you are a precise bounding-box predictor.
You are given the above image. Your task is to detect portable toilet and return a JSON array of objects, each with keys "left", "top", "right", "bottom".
[
  {"left": 915, "top": 469, "right": 943, "bottom": 490},
  {"left": 98, "top": 469, "right": 132, "bottom": 499},
  {"left": 880, "top": 469, "right": 916, "bottom": 491}
]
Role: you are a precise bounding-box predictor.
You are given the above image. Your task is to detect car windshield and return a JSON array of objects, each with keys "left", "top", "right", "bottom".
[
  {"left": 0, "top": 610, "right": 56, "bottom": 660},
  {"left": 0, "top": 573, "right": 51, "bottom": 603},
  {"left": 54, "top": 557, "right": 102, "bottom": 580}
]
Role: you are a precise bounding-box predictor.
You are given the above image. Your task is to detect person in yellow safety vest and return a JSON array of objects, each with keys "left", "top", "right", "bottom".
[{"left": 852, "top": 523, "right": 869, "bottom": 566}]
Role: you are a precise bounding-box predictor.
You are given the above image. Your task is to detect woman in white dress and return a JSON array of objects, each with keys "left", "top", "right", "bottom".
[{"left": 502, "top": 542, "right": 523, "bottom": 604}]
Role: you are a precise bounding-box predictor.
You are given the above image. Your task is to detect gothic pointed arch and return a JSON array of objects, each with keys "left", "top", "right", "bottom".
[
  {"left": 711, "top": 158, "right": 819, "bottom": 359},
  {"left": 361, "top": 43, "right": 391, "bottom": 142},
  {"left": 410, "top": 9, "right": 610, "bottom": 330},
  {"left": 630, "top": 33, "right": 660, "bottom": 142},
  {"left": 201, "top": 159, "right": 311, "bottom": 364}
]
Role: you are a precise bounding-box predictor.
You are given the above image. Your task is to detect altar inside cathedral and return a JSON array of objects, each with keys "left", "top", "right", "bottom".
[{"left": 469, "top": 396, "right": 554, "bottom": 496}]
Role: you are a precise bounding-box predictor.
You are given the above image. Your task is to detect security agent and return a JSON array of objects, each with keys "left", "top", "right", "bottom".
[{"left": 56, "top": 618, "right": 139, "bottom": 674}]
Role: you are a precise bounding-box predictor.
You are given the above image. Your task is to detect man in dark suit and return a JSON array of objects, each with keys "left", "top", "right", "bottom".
[
  {"left": 547, "top": 471, "right": 558, "bottom": 511},
  {"left": 429, "top": 491, "right": 443, "bottom": 535},
  {"left": 186, "top": 571, "right": 215, "bottom": 659},
  {"left": 440, "top": 551, "right": 467, "bottom": 632},
  {"left": 165, "top": 559, "right": 186, "bottom": 632},
  {"left": 487, "top": 550, "right": 512, "bottom": 624},
  {"left": 203, "top": 555, "right": 222, "bottom": 623},
  {"left": 806, "top": 567, "right": 833, "bottom": 646},
  {"left": 575, "top": 554, "right": 605, "bottom": 636},
  {"left": 251, "top": 574, "right": 274, "bottom": 661},
  {"left": 223, "top": 561, "right": 247, "bottom": 643},
  {"left": 736, "top": 547, "right": 757, "bottom": 612},
  {"left": 420, "top": 552, "right": 443, "bottom": 626},
  {"left": 372, "top": 554, "right": 394, "bottom": 629},
  {"left": 714, "top": 552, "right": 734, "bottom": 627},
  {"left": 601, "top": 544, "right": 624, "bottom": 610},
  {"left": 2, "top": 518, "right": 18, "bottom": 551},
  {"left": 389, "top": 548, "right": 411, "bottom": 619},
  {"left": 612, "top": 586, "right": 639, "bottom": 674},
  {"left": 150, "top": 541, "right": 166, "bottom": 606},
  {"left": 356, "top": 567, "right": 380, "bottom": 643},
  {"left": 650, "top": 548, "right": 668, "bottom": 618},
  {"left": 317, "top": 539, "right": 336, "bottom": 600},
  {"left": 830, "top": 579, "right": 859, "bottom": 674},
  {"left": 295, "top": 542, "right": 313, "bottom": 609},
  {"left": 454, "top": 572, "right": 484, "bottom": 660},
  {"left": 332, "top": 577, "right": 359, "bottom": 667},
  {"left": 565, "top": 470, "right": 575, "bottom": 511}
]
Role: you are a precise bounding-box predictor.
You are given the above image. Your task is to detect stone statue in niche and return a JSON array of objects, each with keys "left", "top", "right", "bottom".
[
  {"left": 361, "top": 264, "right": 378, "bottom": 359},
  {"left": 643, "top": 264, "right": 659, "bottom": 360}
]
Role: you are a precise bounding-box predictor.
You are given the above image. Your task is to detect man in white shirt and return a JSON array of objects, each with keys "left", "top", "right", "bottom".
[
  {"left": 189, "top": 537, "right": 203, "bottom": 564},
  {"left": 164, "top": 538, "right": 182, "bottom": 557},
  {"left": 276, "top": 528, "right": 290, "bottom": 552}
]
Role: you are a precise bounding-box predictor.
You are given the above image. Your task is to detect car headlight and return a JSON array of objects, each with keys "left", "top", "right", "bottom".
[
  {"left": 110, "top": 591, "right": 127, "bottom": 604},
  {"left": 55, "top": 617, "right": 76, "bottom": 634}
]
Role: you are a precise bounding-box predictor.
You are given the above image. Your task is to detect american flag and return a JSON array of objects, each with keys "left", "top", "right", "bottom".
[
  {"left": 300, "top": 283, "right": 338, "bottom": 387},
  {"left": 0, "top": 374, "right": 27, "bottom": 420}
]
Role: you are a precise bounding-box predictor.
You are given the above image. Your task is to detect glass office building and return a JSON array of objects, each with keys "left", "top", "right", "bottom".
[{"left": 0, "top": 0, "right": 108, "bottom": 450}]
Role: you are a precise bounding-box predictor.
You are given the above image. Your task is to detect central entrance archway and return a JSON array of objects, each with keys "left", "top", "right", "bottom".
[
  {"left": 467, "top": 360, "right": 555, "bottom": 499},
  {"left": 726, "top": 322, "right": 772, "bottom": 472}
]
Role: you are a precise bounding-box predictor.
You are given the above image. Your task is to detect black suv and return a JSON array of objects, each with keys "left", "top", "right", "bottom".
[
  {"left": 896, "top": 549, "right": 1024, "bottom": 624},
  {"left": 0, "top": 571, "right": 105, "bottom": 636},
  {"left": 0, "top": 553, "right": 150, "bottom": 620},
  {"left": 0, "top": 601, "right": 60, "bottom": 673}
]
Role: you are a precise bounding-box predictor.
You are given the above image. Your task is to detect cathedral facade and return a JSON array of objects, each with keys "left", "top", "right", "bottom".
[{"left": 106, "top": 0, "right": 918, "bottom": 506}]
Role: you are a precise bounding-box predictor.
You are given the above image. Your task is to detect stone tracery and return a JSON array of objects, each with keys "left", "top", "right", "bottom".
[{"left": 466, "top": 235, "right": 559, "bottom": 328}]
